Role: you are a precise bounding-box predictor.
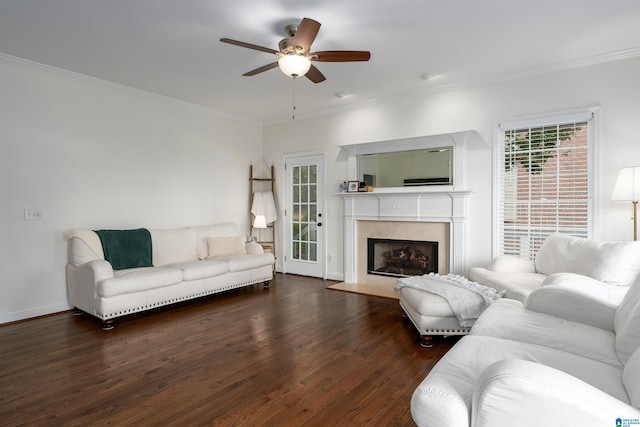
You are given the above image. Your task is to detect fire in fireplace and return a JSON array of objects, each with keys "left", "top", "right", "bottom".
[{"left": 367, "top": 238, "right": 438, "bottom": 277}]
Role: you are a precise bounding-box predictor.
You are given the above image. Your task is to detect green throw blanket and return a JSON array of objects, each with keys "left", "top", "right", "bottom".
[{"left": 94, "top": 228, "right": 153, "bottom": 270}]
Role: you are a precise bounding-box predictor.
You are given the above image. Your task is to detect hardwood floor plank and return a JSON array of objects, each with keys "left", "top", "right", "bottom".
[{"left": 0, "top": 274, "right": 457, "bottom": 426}]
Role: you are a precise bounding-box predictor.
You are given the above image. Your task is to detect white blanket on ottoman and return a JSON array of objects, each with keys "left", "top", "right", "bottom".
[{"left": 395, "top": 273, "right": 505, "bottom": 327}]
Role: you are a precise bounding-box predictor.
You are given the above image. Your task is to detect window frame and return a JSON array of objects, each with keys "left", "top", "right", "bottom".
[{"left": 492, "top": 109, "right": 599, "bottom": 259}]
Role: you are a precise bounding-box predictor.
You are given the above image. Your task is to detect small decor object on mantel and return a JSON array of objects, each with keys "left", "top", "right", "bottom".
[
  {"left": 347, "top": 180, "right": 360, "bottom": 192},
  {"left": 338, "top": 180, "right": 348, "bottom": 192}
]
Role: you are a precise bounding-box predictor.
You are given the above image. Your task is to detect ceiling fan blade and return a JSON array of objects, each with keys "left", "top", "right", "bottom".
[
  {"left": 305, "top": 64, "right": 326, "bottom": 83},
  {"left": 311, "top": 50, "right": 371, "bottom": 62},
  {"left": 292, "top": 18, "right": 321, "bottom": 52},
  {"left": 220, "top": 38, "right": 279, "bottom": 55},
  {"left": 243, "top": 62, "right": 279, "bottom": 76}
]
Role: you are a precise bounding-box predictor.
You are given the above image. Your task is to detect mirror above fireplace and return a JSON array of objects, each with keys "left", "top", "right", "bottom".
[
  {"left": 357, "top": 147, "right": 452, "bottom": 188},
  {"left": 340, "top": 130, "right": 473, "bottom": 192}
]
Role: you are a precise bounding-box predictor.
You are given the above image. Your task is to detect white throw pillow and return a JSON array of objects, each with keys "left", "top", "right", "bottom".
[
  {"left": 149, "top": 228, "right": 198, "bottom": 266},
  {"left": 206, "top": 236, "right": 247, "bottom": 258},
  {"left": 535, "top": 232, "right": 640, "bottom": 286},
  {"left": 188, "top": 223, "right": 240, "bottom": 260},
  {"left": 65, "top": 229, "right": 104, "bottom": 264}
]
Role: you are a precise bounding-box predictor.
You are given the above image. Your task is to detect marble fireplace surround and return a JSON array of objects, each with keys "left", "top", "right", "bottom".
[
  {"left": 341, "top": 190, "right": 470, "bottom": 285},
  {"left": 340, "top": 131, "right": 474, "bottom": 285}
]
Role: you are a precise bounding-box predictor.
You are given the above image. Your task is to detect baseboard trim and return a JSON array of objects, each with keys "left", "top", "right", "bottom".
[
  {"left": 325, "top": 271, "right": 344, "bottom": 281},
  {"left": 0, "top": 302, "right": 72, "bottom": 326}
]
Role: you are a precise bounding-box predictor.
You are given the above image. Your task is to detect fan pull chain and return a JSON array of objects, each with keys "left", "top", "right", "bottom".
[{"left": 291, "top": 76, "right": 297, "bottom": 120}]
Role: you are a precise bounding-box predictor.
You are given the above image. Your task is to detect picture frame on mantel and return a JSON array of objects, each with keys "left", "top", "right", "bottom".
[{"left": 347, "top": 180, "right": 360, "bottom": 192}]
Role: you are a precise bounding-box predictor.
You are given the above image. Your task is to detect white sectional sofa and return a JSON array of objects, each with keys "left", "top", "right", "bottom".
[
  {"left": 410, "top": 274, "right": 640, "bottom": 427},
  {"left": 397, "top": 233, "right": 640, "bottom": 345},
  {"left": 469, "top": 232, "right": 640, "bottom": 304},
  {"left": 66, "top": 222, "right": 274, "bottom": 329}
]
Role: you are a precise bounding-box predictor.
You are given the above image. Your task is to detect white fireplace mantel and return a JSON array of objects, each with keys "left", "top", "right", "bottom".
[
  {"left": 341, "top": 190, "right": 471, "bottom": 282},
  {"left": 340, "top": 131, "right": 476, "bottom": 283}
]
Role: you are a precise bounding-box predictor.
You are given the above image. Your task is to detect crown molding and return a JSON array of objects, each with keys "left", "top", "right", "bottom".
[
  {"left": 3, "top": 46, "right": 639, "bottom": 127},
  {"left": 0, "top": 52, "right": 262, "bottom": 126},
  {"left": 264, "top": 47, "right": 640, "bottom": 125}
]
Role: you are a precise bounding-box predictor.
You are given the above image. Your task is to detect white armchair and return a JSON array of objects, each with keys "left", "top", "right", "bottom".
[{"left": 468, "top": 232, "right": 640, "bottom": 304}]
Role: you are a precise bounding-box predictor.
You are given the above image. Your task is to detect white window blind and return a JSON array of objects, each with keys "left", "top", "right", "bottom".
[{"left": 497, "top": 113, "right": 593, "bottom": 260}]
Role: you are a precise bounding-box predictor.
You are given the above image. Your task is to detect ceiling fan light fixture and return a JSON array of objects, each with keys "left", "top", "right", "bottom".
[
  {"left": 278, "top": 54, "right": 311, "bottom": 78},
  {"left": 221, "top": 17, "right": 370, "bottom": 84}
]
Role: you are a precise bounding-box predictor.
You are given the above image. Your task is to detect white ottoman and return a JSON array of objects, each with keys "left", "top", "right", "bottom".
[{"left": 399, "top": 286, "right": 470, "bottom": 347}]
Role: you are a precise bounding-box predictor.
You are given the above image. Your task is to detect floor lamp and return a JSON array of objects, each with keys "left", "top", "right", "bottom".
[{"left": 612, "top": 166, "right": 640, "bottom": 241}]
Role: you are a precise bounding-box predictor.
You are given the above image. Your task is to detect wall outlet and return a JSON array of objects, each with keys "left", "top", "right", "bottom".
[
  {"left": 24, "top": 207, "right": 45, "bottom": 221},
  {"left": 327, "top": 254, "right": 333, "bottom": 263}
]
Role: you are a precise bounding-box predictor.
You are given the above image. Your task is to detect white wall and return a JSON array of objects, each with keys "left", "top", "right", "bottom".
[
  {"left": 263, "top": 57, "right": 640, "bottom": 280},
  {"left": 0, "top": 57, "right": 263, "bottom": 323}
]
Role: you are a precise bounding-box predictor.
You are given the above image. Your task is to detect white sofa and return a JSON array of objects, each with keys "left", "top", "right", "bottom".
[
  {"left": 66, "top": 222, "right": 274, "bottom": 329},
  {"left": 410, "top": 274, "right": 640, "bottom": 427},
  {"left": 468, "top": 232, "right": 640, "bottom": 304}
]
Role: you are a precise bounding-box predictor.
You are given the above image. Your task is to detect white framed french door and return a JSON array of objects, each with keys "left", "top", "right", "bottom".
[{"left": 283, "top": 153, "right": 325, "bottom": 278}]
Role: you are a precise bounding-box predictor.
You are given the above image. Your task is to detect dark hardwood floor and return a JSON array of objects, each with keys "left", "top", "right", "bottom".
[{"left": 0, "top": 274, "right": 457, "bottom": 426}]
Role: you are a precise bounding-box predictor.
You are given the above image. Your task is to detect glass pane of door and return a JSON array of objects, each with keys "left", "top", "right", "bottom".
[{"left": 291, "top": 164, "right": 318, "bottom": 262}]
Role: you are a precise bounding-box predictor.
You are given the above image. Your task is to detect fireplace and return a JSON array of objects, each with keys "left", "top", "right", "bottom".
[
  {"left": 341, "top": 192, "right": 469, "bottom": 283},
  {"left": 367, "top": 238, "right": 438, "bottom": 277},
  {"left": 340, "top": 131, "right": 474, "bottom": 283}
]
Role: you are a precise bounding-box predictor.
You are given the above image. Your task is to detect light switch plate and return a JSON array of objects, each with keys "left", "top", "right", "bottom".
[{"left": 24, "top": 207, "right": 45, "bottom": 221}]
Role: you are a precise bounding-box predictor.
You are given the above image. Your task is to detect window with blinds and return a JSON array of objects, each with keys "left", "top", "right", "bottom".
[{"left": 497, "top": 112, "right": 593, "bottom": 260}]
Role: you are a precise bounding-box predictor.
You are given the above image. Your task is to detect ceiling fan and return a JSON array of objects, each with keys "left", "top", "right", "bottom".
[{"left": 220, "top": 17, "right": 371, "bottom": 83}]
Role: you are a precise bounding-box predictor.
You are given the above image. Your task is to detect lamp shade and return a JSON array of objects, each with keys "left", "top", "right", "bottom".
[
  {"left": 278, "top": 54, "right": 311, "bottom": 78},
  {"left": 612, "top": 167, "right": 640, "bottom": 202},
  {"left": 253, "top": 214, "right": 267, "bottom": 229}
]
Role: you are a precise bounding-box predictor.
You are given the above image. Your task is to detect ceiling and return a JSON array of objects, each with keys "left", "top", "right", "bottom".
[{"left": 1, "top": 1, "right": 639, "bottom": 124}]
